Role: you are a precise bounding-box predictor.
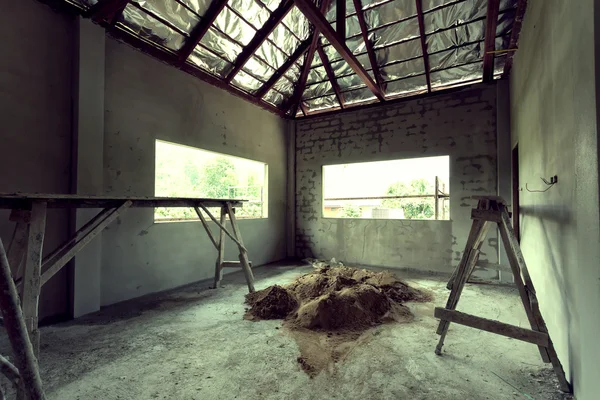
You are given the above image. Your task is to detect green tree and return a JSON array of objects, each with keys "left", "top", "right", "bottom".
[
  {"left": 382, "top": 178, "right": 435, "bottom": 219},
  {"left": 339, "top": 204, "right": 362, "bottom": 218}
]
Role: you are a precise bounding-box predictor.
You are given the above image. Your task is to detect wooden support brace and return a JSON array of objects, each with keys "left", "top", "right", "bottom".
[
  {"left": 0, "top": 238, "right": 46, "bottom": 399},
  {"left": 471, "top": 208, "right": 502, "bottom": 222},
  {"left": 6, "top": 216, "right": 29, "bottom": 281},
  {"left": 434, "top": 308, "right": 549, "bottom": 346},
  {"left": 213, "top": 206, "right": 226, "bottom": 288},
  {"left": 21, "top": 202, "right": 47, "bottom": 357},
  {"left": 40, "top": 201, "right": 132, "bottom": 287},
  {"left": 198, "top": 205, "right": 247, "bottom": 253},
  {"left": 0, "top": 354, "right": 20, "bottom": 386},
  {"left": 194, "top": 207, "right": 219, "bottom": 250},
  {"left": 222, "top": 261, "right": 253, "bottom": 268},
  {"left": 226, "top": 203, "right": 255, "bottom": 293}
]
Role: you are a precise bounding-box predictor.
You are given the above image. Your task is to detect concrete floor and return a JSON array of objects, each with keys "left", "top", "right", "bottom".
[{"left": 1, "top": 262, "right": 571, "bottom": 399}]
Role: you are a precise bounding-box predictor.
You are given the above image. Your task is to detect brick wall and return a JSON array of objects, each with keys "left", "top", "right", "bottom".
[{"left": 295, "top": 83, "right": 498, "bottom": 275}]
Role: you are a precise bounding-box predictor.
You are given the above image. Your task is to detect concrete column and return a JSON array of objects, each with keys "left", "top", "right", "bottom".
[
  {"left": 286, "top": 119, "right": 296, "bottom": 258},
  {"left": 496, "top": 79, "right": 512, "bottom": 282},
  {"left": 71, "top": 18, "right": 105, "bottom": 317}
]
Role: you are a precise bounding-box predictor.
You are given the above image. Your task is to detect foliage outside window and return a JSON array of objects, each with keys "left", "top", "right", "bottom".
[
  {"left": 322, "top": 156, "right": 450, "bottom": 220},
  {"left": 155, "top": 140, "right": 268, "bottom": 222}
]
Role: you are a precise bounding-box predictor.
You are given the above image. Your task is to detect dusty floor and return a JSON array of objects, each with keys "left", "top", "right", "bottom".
[{"left": 1, "top": 262, "right": 570, "bottom": 399}]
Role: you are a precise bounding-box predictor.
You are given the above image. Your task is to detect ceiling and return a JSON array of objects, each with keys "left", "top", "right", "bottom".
[{"left": 50, "top": 0, "right": 525, "bottom": 118}]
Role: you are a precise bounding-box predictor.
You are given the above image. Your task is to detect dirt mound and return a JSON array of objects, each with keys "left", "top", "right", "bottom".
[
  {"left": 244, "top": 262, "right": 431, "bottom": 377},
  {"left": 244, "top": 285, "right": 298, "bottom": 320}
]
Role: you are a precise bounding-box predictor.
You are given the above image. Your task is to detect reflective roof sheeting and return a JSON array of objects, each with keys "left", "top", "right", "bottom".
[{"left": 62, "top": 0, "right": 523, "bottom": 117}]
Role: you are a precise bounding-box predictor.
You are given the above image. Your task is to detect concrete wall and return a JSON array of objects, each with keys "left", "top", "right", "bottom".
[
  {"left": 101, "top": 38, "right": 288, "bottom": 305},
  {"left": 0, "top": 0, "right": 74, "bottom": 320},
  {"left": 295, "top": 85, "right": 499, "bottom": 275},
  {"left": 510, "top": 0, "right": 600, "bottom": 397}
]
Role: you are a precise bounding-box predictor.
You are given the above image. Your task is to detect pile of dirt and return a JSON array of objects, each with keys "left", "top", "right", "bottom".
[{"left": 244, "top": 261, "right": 431, "bottom": 376}]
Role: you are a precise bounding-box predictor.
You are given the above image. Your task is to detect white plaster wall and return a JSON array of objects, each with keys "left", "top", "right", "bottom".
[
  {"left": 0, "top": 0, "right": 73, "bottom": 320},
  {"left": 101, "top": 38, "right": 288, "bottom": 305},
  {"left": 510, "top": 0, "right": 600, "bottom": 396}
]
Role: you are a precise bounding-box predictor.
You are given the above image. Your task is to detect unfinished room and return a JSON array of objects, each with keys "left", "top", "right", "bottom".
[{"left": 0, "top": 0, "right": 598, "bottom": 398}]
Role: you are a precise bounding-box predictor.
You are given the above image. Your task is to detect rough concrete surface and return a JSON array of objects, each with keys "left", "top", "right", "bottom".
[
  {"left": 510, "top": 0, "right": 600, "bottom": 396},
  {"left": 295, "top": 84, "right": 499, "bottom": 279},
  {"left": 0, "top": 263, "right": 568, "bottom": 399}
]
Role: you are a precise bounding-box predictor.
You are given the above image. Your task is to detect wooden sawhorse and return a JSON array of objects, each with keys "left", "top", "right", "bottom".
[
  {"left": 434, "top": 196, "right": 571, "bottom": 393},
  {"left": 0, "top": 194, "right": 256, "bottom": 399}
]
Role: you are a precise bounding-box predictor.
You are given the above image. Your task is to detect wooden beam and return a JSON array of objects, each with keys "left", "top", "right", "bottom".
[
  {"left": 225, "top": 204, "right": 255, "bottom": 293},
  {"left": 194, "top": 207, "right": 219, "bottom": 250},
  {"left": 0, "top": 194, "right": 245, "bottom": 210},
  {"left": 471, "top": 208, "right": 503, "bottom": 222},
  {"left": 434, "top": 308, "right": 549, "bottom": 347},
  {"left": 21, "top": 202, "right": 47, "bottom": 357},
  {"left": 0, "top": 354, "right": 20, "bottom": 386},
  {"left": 482, "top": 0, "right": 501, "bottom": 81},
  {"left": 336, "top": 0, "right": 346, "bottom": 39},
  {"left": 40, "top": 201, "right": 133, "bottom": 287},
  {"left": 177, "top": 0, "right": 228, "bottom": 64},
  {"left": 198, "top": 205, "right": 248, "bottom": 252},
  {"left": 415, "top": 0, "right": 431, "bottom": 92},
  {"left": 226, "top": 0, "right": 295, "bottom": 82},
  {"left": 285, "top": 0, "right": 334, "bottom": 113},
  {"left": 0, "top": 239, "right": 45, "bottom": 400},
  {"left": 256, "top": 37, "right": 313, "bottom": 98},
  {"left": 317, "top": 42, "right": 345, "bottom": 108},
  {"left": 213, "top": 206, "right": 227, "bottom": 288},
  {"left": 503, "top": 0, "right": 527, "bottom": 76},
  {"left": 293, "top": 0, "right": 384, "bottom": 101},
  {"left": 87, "top": 0, "right": 129, "bottom": 23},
  {"left": 353, "top": 0, "right": 384, "bottom": 92},
  {"left": 285, "top": 27, "right": 321, "bottom": 114}
]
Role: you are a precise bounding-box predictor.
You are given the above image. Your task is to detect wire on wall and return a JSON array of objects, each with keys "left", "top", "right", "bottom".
[{"left": 525, "top": 176, "right": 558, "bottom": 193}]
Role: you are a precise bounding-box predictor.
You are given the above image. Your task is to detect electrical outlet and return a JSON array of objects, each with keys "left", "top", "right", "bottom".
[{"left": 551, "top": 175, "right": 558, "bottom": 184}]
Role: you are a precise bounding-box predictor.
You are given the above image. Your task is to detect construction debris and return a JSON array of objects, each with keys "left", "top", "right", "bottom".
[{"left": 244, "top": 260, "right": 431, "bottom": 376}]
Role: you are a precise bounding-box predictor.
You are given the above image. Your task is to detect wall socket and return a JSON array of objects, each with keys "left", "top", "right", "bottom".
[{"left": 550, "top": 175, "right": 558, "bottom": 184}]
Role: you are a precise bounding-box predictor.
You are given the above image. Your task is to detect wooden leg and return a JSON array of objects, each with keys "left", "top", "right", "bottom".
[
  {"left": 435, "top": 247, "right": 481, "bottom": 355},
  {"left": 40, "top": 201, "right": 132, "bottom": 287},
  {"left": 21, "top": 202, "right": 47, "bottom": 357},
  {"left": 213, "top": 207, "right": 226, "bottom": 288},
  {"left": 226, "top": 204, "right": 255, "bottom": 293},
  {"left": 0, "top": 238, "right": 46, "bottom": 400},
  {"left": 447, "top": 217, "right": 489, "bottom": 289},
  {"left": 8, "top": 209, "right": 31, "bottom": 282}
]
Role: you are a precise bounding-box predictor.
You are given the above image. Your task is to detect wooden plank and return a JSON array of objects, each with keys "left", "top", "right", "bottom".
[
  {"left": 293, "top": 0, "right": 384, "bottom": 101},
  {"left": 0, "top": 239, "right": 45, "bottom": 400},
  {"left": 497, "top": 212, "right": 551, "bottom": 363},
  {"left": 6, "top": 221, "right": 29, "bottom": 280},
  {"left": 198, "top": 205, "right": 247, "bottom": 252},
  {"left": 222, "top": 261, "right": 254, "bottom": 268},
  {"left": 336, "top": 0, "right": 345, "bottom": 39},
  {"left": 472, "top": 195, "right": 507, "bottom": 204},
  {"left": 471, "top": 208, "right": 502, "bottom": 222},
  {"left": 0, "top": 194, "right": 244, "bottom": 210},
  {"left": 177, "top": 0, "right": 229, "bottom": 63},
  {"left": 352, "top": 0, "right": 384, "bottom": 92},
  {"left": 21, "top": 201, "right": 47, "bottom": 357},
  {"left": 0, "top": 354, "right": 20, "bottom": 385},
  {"left": 434, "top": 308, "right": 549, "bottom": 346},
  {"left": 434, "top": 176, "right": 439, "bottom": 219},
  {"left": 317, "top": 43, "right": 345, "bottom": 108},
  {"left": 225, "top": 0, "right": 295, "bottom": 82},
  {"left": 256, "top": 37, "right": 312, "bottom": 98},
  {"left": 214, "top": 206, "right": 227, "bottom": 288},
  {"left": 226, "top": 204, "right": 256, "bottom": 293},
  {"left": 194, "top": 207, "right": 219, "bottom": 250},
  {"left": 475, "top": 260, "right": 512, "bottom": 273},
  {"left": 446, "top": 217, "right": 490, "bottom": 289},
  {"left": 40, "top": 201, "right": 133, "bottom": 287},
  {"left": 415, "top": 0, "right": 432, "bottom": 92},
  {"left": 87, "top": 0, "right": 129, "bottom": 22},
  {"left": 503, "top": 0, "right": 527, "bottom": 75},
  {"left": 482, "top": 0, "right": 500, "bottom": 81}
]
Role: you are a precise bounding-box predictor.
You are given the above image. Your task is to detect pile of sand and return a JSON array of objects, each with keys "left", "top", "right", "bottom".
[{"left": 244, "top": 261, "right": 431, "bottom": 376}]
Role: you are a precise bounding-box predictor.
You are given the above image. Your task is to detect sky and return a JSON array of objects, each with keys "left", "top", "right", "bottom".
[{"left": 323, "top": 155, "right": 450, "bottom": 198}]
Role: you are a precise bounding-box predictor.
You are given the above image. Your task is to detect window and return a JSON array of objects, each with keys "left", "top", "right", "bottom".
[
  {"left": 322, "top": 156, "right": 450, "bottom": 220},
  {"left": 155, "top": 140, "right": 268, "bottom": 222}
]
